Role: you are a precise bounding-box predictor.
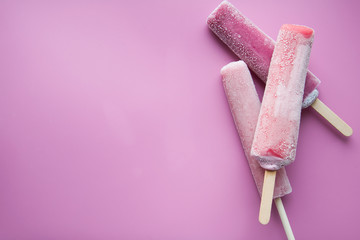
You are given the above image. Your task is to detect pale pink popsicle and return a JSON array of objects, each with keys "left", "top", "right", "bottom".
[
  {"left": 207, "top": 1, "right": 320, "bottom": 108},
  {"left": 251, "top": 24, "right": 314, "bottom": 171},
  {"left": 221, "top": 60, "right": 291, "bottom": 198}
]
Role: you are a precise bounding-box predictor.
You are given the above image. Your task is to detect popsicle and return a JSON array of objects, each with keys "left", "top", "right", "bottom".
[
  {"left": 252, "top": 24, "right": 314, "bottom": 171},
  {"left": 207, "top": 1, "right": 353, "bottom": 137},
  {"left": 221, "top": 60, "right": 294, "bottom": 239},
  {"left": 252, "top": 24, "right": 314, "bottom": 224}
]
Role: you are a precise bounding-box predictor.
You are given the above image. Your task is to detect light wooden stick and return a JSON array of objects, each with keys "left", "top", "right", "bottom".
[
  {"left": 259, "top": 170, "right": 276, "bottom": 224},
  {"left": 275, "top": 198, "right": 295, "bottom": 240},
  {"left": 311, "top": 98, "right": 353, "bottom": 137}
]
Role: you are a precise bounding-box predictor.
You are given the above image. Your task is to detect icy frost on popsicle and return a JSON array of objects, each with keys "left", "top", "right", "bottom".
[
  {"left": 221, "top": 60, "right": 292, "bottom": 198},
  {"left": 207, "top": 1, "right": 320, "bottom": 108},
  {"left": 251, "top": 24, "right": 314, "bottom": 171}
]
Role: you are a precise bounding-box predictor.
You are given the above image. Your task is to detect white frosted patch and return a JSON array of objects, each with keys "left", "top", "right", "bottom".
[
  {"left": 290, "top": 45, "right": 310, "bottom": 84},
  {"left": 286, "top": 44, "right": 310, "bottom": 119},
  {"left": 274, "top": 84, "right": 287, "bottom": 117}
]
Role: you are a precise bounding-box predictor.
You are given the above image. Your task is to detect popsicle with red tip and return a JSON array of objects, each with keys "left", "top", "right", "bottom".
[
  {"left": 207, "top": 1, "right": 353, "bottom": 137},
  {"left": 221, "top": 60, "right": 294, "bottom": 239},
  {"left": 252, "top": 24, "right": 314, "bottom": 171},
  {"left": 252, "top": 24, "right": 314, "bottom": 224}
]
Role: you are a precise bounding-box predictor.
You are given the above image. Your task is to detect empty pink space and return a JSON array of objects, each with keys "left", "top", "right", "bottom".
[{"left": 0, "top": 0, "right": 359, "bottom": 239}]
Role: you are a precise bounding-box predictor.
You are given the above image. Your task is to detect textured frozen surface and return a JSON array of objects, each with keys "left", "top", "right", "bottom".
[
  {"left": 207, "top": 1, "right": 320, "bottom": 107},
  {"left": 251, "top": 25, "right": 314, "bottom": 170},
  {"left": 0, "top": 0, "right": 359, "bottom": 239},
  {"left": 221, "top": 61, "right": 292, "bottom": 198}
]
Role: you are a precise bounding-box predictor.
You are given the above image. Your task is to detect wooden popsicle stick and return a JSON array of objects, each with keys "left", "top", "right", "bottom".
[
  {"left": 259, "top": 170, "right": 276, "bottom": 225},
  {"left": 311, "top": 98, "right": 353, "bottom": 137},
  {"left": 275, "top": 198, "right": 295, "bottom": 240}
]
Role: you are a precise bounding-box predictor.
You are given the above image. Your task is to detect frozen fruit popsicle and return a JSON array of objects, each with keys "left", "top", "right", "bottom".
[
  {"left": 207, "top": 1, "right": 353, "bottom": 137},
  {"left": 221, "top": 60, "right": 291, "bottom": 198},
  {"left": 252, "top": 24, "right": 314, "bottom": 224},
  {"left": 222, "top": 61, "right": 294, "bottom": 238},
  {"left": 252, "top": 24, "right": 314, "bottom": 171}
]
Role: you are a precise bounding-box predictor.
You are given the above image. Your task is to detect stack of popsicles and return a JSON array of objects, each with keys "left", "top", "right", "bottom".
[
  {"left": 207, "top": 1, "right": 353, "bottom": 239},
  {"left": 208, "top": 1, "right": 352, "bottom": 137}
]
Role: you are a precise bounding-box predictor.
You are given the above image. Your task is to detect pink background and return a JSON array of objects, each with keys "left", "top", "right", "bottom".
[{"left": 0, "top": 0, "right": 359, "bottom": 239}]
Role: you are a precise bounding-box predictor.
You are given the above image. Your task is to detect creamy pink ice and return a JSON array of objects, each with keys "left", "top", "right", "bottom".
[
  {"left": 207, "top": 1, "right": 320, "bottom": 108},
  {"left": 251, "top": 24, "right": 314, "bottom": 171},
  {"left": 221, "top": 60, "right": 292, "bottom": 198}
]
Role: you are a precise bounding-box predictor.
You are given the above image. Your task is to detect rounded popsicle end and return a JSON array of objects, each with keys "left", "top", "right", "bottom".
[
  {"left": 206, "top": 1, "right": 232, "bottom": 25},
  {"left": 251, "top": 154, "right": 291, "bottom": 171},
  {"left": 220, "top": 60, "right": 248, "bottom": 81},
  {"left": 281, "top": 24, "right": 314, "bottom": 38}
]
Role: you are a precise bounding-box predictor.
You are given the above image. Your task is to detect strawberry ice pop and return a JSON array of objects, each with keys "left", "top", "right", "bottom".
[
  {"left": 222, "top": 60, "right": 294, "bottom": 238},
  {"left": 252, "top": 24, "right": 314, "bottom": 225},
  {"left": 207, "top": 1, "right": 353, "bottom": 137},
  {"left": 251, "top": 24, "right": 314, "bottom": 171},
  {"left": 221, "top": 60, "right": 291, "bottom": 198}
]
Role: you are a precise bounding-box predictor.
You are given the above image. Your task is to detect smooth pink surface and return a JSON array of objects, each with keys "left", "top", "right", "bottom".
[{"left": 0, "top": 0, "right": 359, "bottom": 239}]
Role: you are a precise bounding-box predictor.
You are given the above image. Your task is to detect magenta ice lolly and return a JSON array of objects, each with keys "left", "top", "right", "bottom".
[
  {"left": 207, "top": 1, "right": 319, "bottom": 108},
  {"left": 251, "top": 24, "right": 314, "bottom": 171},
  {"left": 221, "top": 60, "right": 292, "bottom": 198}
]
